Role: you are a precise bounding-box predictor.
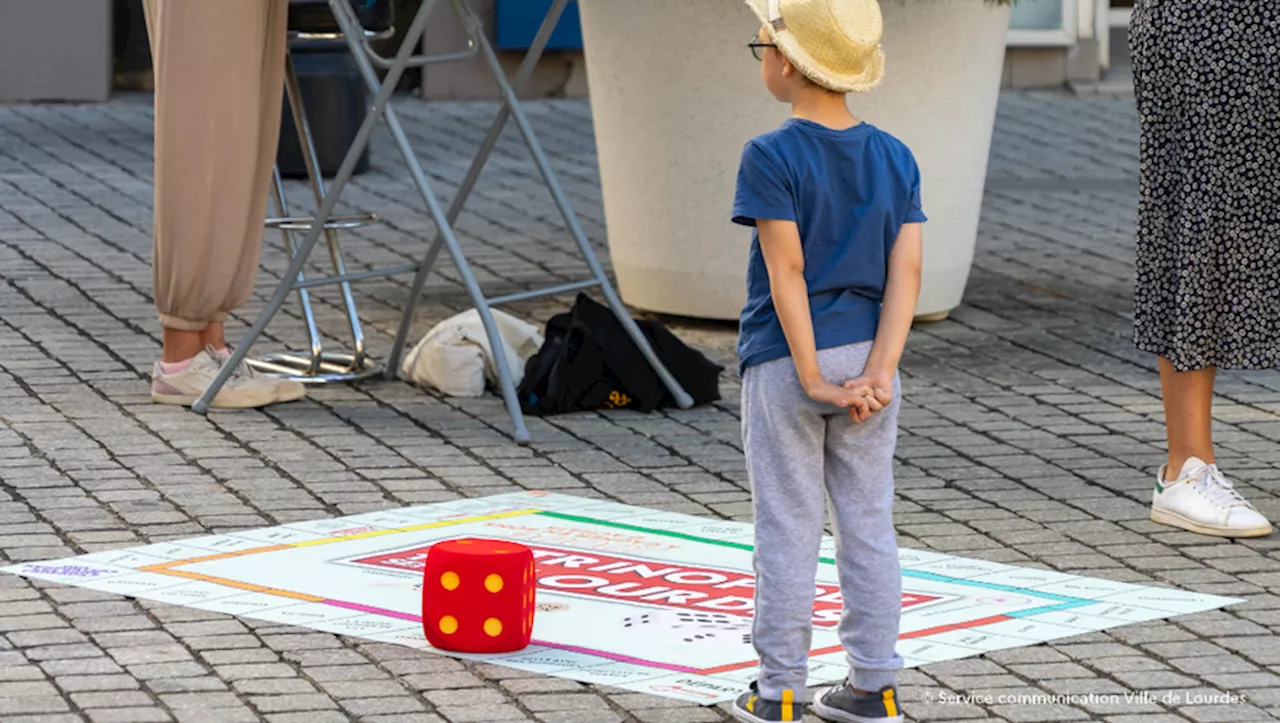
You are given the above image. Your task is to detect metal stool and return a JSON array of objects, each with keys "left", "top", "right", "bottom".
[
  {"left": 250, "top": 0, "right": 396, "bottom": 383},
  {"left": 195, "top": 0, "right": 694, "bottom": 443}
]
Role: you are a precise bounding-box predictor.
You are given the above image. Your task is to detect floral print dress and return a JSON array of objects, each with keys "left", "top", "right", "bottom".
[{"left": 1130, "top": 0, "right": 1280, "bottom": 371}]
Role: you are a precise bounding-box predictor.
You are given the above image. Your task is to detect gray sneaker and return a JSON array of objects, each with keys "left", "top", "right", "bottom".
[
  {"left": 151, "top": 347, "right": 305, "bottom": 408},
  {"left": 730, "top": 682, "right": 803, "bottom": 723},
  {"left": 812, "top": 682, "right": 904, "bottom": 723}
]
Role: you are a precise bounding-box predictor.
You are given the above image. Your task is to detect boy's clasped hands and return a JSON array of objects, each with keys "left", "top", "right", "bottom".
[{"left": 801, "top": 371, "right": 894, "bottom": 424}]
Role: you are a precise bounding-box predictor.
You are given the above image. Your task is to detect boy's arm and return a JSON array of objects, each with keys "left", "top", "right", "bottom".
[
  {"left": 846, "top": 221, "right": 923, "bottom": 421},
  {"left": 758, "top": 219, "right": 865, "bottom": 411}
]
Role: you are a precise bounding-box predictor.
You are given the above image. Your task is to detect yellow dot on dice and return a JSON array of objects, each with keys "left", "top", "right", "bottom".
[
  {"left": 439, "top": 616, "right": 458, "bottom": 635},
  {"left": 485, "top": 574, "right": 503, "bottom": 593},
  {"left": 440, "top": 571, "right": 460, "bottom": 590},
  {"left": 484, "top": 618, "right": 503, "bottom": 637}
]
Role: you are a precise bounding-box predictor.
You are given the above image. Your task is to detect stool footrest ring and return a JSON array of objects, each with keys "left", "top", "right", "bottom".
[
  {"left": 248, "top": 350, "right": 384, "bottom": 384},
  {"left": 266, "top": 213, "right": 378, "bottom": 231}
]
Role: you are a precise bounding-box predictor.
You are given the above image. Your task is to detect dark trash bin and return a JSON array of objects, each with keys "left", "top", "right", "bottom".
[
  {"left": 277, "top": 45, "right": 371, "bottom": 179},
  {"left": 276, "top": 0, "right": 395, "bottom": 178}
]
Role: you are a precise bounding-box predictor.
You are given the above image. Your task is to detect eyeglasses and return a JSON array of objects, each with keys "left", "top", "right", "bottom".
[{"left": 748, "top": 37, "right": 777, "bottom": 61}]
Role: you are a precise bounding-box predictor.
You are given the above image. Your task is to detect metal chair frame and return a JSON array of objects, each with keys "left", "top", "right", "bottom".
[{"left": 192, "top": 0, "right": 694, "bottom": 443}]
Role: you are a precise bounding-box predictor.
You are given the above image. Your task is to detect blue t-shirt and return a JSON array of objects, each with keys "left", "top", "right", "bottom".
[{"left": 731, "top": 118, "right": 926, "bottom": 375}]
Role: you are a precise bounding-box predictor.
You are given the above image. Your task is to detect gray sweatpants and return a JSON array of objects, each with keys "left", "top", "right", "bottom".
[{"left": 742, "top": 340, "right": 904, "bottom": 700}]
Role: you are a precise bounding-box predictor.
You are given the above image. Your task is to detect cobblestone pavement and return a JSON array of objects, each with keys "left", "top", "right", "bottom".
[{"left": 2, "top": 90, "right": 1280, "bottom": 723}]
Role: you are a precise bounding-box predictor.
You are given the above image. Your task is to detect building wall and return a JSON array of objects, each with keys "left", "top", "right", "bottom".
[
  {"left": 1001, "top": 41, "right": 1101, "bottom": 89},
  {"left": 1000, "top": 0, "right": 1107, "bottom": 89}
]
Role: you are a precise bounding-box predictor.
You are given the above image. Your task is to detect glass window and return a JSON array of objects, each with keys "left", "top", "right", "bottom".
[{"left": 1008, "top": 0, "right": 1077, "bottom": 46}]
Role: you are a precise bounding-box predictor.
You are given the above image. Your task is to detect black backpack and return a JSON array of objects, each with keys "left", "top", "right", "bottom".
[{"left": 517, "top": 294, "right": 723, "bottom": 416}]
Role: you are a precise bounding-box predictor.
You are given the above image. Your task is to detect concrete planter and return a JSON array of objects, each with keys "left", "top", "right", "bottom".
[{"left": 578, "top": 0, "right": 1011, "bottom": 321}]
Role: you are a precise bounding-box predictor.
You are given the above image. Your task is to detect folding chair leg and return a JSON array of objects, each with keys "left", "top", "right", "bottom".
[
  {"left": 383, "top": 0, "right": 570, "bottom": 378},
  {"left": 332, "top": 0, "right": 533, "bottom": 443},
  {"left": 456, "top": 0, "right": 695, "bottom": 410},
  {"left": 270, "top": 167, "right": 325, "bottom": 369}
]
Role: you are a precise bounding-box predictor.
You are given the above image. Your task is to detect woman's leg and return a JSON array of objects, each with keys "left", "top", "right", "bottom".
[
  {"left": 144, "top": 0, "right": 301, "bottom": 407},
  {"left": 1159, "top": 357, "right": 1216, "bottom": 478},
  {"left": 1152, "top": 357, "right": 1271, "bottom": 537},
  {"left": 147, "top": 0, "right": 285, "bottom": 345}
]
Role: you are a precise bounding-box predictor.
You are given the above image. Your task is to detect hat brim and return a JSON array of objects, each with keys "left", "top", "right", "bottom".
[{"left": 745, "top": 0, "right": 885, "bottom": 93}]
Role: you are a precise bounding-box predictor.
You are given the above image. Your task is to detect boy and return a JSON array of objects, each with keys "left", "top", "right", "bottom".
[{"left": 731, "top": 1, "right": 924, "bottom": 721}]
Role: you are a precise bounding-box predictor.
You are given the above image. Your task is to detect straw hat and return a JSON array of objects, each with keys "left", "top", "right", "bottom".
[{"left": 745, "top": 0, "right": 886, "bottom": 93}]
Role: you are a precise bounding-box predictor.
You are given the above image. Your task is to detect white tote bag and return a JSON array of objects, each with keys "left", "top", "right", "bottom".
[{"left": 400, "top": 309, "right": 544, "bottom": 397}]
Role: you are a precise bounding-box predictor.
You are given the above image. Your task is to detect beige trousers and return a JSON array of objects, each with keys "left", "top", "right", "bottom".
[{"left": 144, "top": 0, "right": 288, "bottom": 331}]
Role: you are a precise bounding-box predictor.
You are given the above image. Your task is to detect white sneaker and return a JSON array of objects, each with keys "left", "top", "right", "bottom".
[
  {"left": 209, "top": 345, "right": 312, "bottom": 404},
  {"left": 151, "top": 347, "right": 306, "bottom": 409},
  {"left": 207, "top": 347, "right": 308, "bottom": 403},
  {"left": 1151, "top": 457, "right": 1273, "bottom": 538}
]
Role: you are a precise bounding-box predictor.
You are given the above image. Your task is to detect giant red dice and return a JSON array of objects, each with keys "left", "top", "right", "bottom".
[{"left": 422, "top": 538, "right": 535, "bottom": 653}]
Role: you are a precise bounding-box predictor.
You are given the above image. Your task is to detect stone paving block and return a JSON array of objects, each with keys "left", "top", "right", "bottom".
[
  {"left": 895, "top": 697, "right": 989, "bottom": 721},
  {"left": 1176, "top": 703, "right": 1271, "bottom": 722},
  {"left": 0, "top": 696, "right": 73, "bottom": 716},
  {"left": 400, "top": 671, "right": 486, "bottom": 691},
  {"left": 1109, "top": 671, "right": 1200, "bottom": 690},
  {"left": 1006, "top": 662, "right": 1094, "bottom": 680},
  {"left": 987, "top": 703, "right": 1090, "bottom": 722},
  {"left": 85, "top": 708, "right": 172, "bottom": 723},
  {"left": 534, "top": 712, "right": 624, "bottom": 723},
  {"left": 158, "top": 691, "right": 244, "bottom": 710},
  {"left": 938, "top": 675, "right": 1027, "bottom": 693},
  {"left": 213, "top": 663, "right": 299, "bottom": 681},
  {"left": 70, "top": 690, "right": 155, "bottom": 708},
  {"left": 280, "top": 650, "right": 371, "bottom": 668},
  {"left": 23, "top": 644, "right": 105, "bottom": 662},
  {"left": 171, "top": 709, "right": 262, "bottom": 723},
  {"left": 500, "top": 677, "right": 586, "bottom": 694},
  {"left": 263, "top": 714, "right": 353, "bottom": 723},
  {"left": 519, "top": 692, "right": 613, "bottom": 712},
  {"left": 231, "top": 679, "right": 318, "bottom": 696},
  {"left": 435, "top": 704, "right": 530, "bottom": 722},
  {"left": 424, "top": 688, "right": 510, "bottom": 707},
  {"left": 1108, "top": 625, "right": 1198, "bottom": 645},
  {"left": 1168, "top": 655, "right": 1260, "bottom": 676},
  {"left": 249, "top": 694, "right": 343, "bottom": 713},
  {"left": 201, "top": 649, "right": 281, "bottom": 666},
  {"left": 315, "top": 679, "right": 408, "bottom": 698},
  {"left": 54, "top": 673, "right": 140, "bottom": 692},
  {"left": 338, "top": 697, "right": 429, "bottom": 716},
  {"left": 0, "top": 664, "right": 49, "bottom": 681}
]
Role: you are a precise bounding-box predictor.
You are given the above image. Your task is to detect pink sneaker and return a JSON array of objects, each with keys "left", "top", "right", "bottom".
[{"left": 151, "top": 348, "right": 305, "bottom": 408}]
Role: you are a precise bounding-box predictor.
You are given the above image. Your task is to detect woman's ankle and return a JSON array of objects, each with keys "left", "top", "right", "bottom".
[
  {"left": 161, "top": 328, "right": 205, "bottom": 364},
  {"left": 199, "top": 322, "right": 227, "bottom": 352}
]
